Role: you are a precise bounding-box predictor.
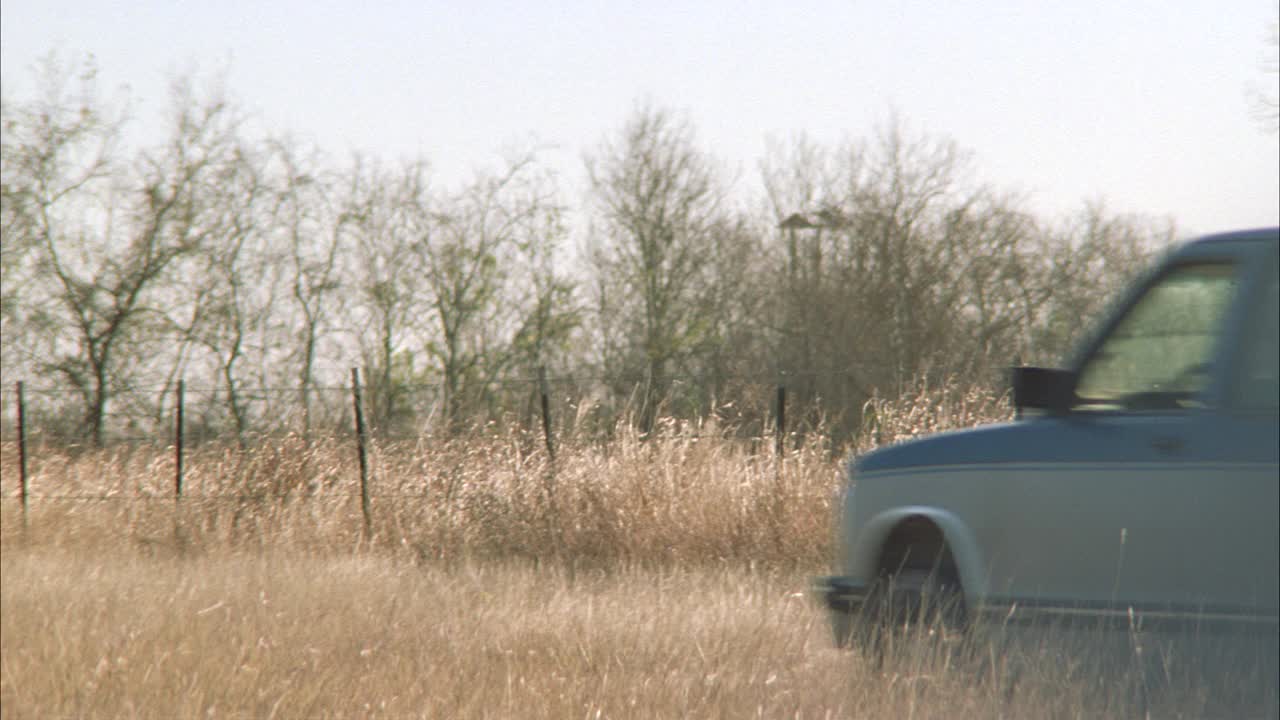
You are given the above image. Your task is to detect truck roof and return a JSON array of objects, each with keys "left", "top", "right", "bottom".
[{"left": 1190, "top": 227, "right": 1279, "bottom": 246}]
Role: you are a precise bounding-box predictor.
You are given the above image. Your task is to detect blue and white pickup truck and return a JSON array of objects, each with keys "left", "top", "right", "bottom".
[{"left": 816, "top": 227, "right": 1279, "bottom": 646}]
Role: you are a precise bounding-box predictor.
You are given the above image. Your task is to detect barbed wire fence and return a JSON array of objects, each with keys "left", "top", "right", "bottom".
[
  {"left": 0, "top": 363, "right": 1013, "bottom": 538},
  {"left": 2, "top": 367, "right": 864, "bottom": 535},
  {"left": 13, "top": 358, "right": 955, "bottom": 443}
]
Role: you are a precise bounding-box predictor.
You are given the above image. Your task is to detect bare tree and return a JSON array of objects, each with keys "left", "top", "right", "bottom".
[
  {"left": 343, "top": 157, "right": 428, "bottom": 431},
  {"left": 1, "top": 84, "right": 51, "bottom": 382},
  {"left": 2, "top": 55, "right": 1185, "bottom": 447},
  {"left": 507, "top": 197, "right": 579, "bottom": 379},
  {"left": 271, "top": 139, "right": 346, "bottom": 436},
  {"left": 335, "top": 151, "right": 577, "bottom": 434},
  {"left": 761, "top": 134, "right": 861, "bottom": 422},
  {"left": 2, "top": 58, "right": 123, "bottom": 434},
  {"left": 3, "top": 58, "right": 246, "bottom": 443},
  {"left": 413, "top": 154, "right": 573, "bottom": 429},
  {"left": 758, "top": 119, "right": 1066, "bottom": 437},
  {"left": 180, "top": 135, "right": 273, "bottom": 443},
  {"left": 936, "top": 198, "right": 1045, "bottom": 371},
  {"left": 761, "top": 123, "right": 952, "bottom": 419},
  {"left": 1029, "top": 201, "right": 1172, "bottom": 363},
  {"left": 585, "top": 103, "right": 732, "bottom": 430}
]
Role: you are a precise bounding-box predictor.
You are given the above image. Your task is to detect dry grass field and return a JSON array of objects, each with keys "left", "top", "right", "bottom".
[{"left": 2, "top": 385, "right": 1276, "bottom": 718}]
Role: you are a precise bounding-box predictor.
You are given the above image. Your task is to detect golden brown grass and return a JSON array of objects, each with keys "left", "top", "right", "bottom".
[
  {"left": 4, "top": 552, "right": 1274, "bottom": 719},
  {"left": 2, "top": 388, "right": 1275, "bottom": 718},
  {"left": 2, "top": 381, "right": 1009, "bottom": 563},
  {"left": 0, "top": 426, "right": 836, "bottom": 567}
]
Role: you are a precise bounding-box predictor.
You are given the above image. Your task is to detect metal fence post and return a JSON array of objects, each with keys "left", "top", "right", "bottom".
[
  {"left": 539, "top": 366, "right": 555, "bottom": 461},
  {"left": 174, "top": 380, "right": 185, "bottom": 500},
  {"left": 775, "top": 384, "right": 786, "bottom": 456},
  {"left": 16, "top": 381, "right": 28, "bottom": 529},
  {"left": 351, "top": 368, "right": 373, "bottom": 541}
]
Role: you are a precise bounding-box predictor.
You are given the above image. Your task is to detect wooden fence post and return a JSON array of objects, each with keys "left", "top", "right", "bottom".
[{"left": 351, "top": 368, "right": 373, "bottom": 542}]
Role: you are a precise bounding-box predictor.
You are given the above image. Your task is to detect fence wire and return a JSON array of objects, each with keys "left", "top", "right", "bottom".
[{"left": 0, "top": 366, "right": 934, "bottom": 447}]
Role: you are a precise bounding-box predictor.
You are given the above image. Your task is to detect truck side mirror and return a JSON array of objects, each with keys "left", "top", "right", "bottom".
[{"left": 1010, "top": 366, "right": 1076, "bottom": 416}]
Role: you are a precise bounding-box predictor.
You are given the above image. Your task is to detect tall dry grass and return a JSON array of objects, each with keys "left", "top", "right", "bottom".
[
  {"left": 1, "top": 427, "right": 834, "bottom": 568},
  {"left": 1, "top": 378, "right": 1011, "bottom": 565},
  {"left": 4, "top": 383, "right": 1273, "bottom": 717},
  {"left": 3, "top": 552, "right": 1273, "bottom": 718}
]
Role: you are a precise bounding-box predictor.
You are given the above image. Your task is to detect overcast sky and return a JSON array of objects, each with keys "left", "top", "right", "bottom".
[{"left": 4, "top": 0, "right": 1278, "bottom": 237}]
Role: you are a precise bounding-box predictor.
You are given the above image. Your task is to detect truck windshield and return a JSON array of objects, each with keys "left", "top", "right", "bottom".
[{"left": 1074, "top": 261, "right": 1238, "bottom": 411}]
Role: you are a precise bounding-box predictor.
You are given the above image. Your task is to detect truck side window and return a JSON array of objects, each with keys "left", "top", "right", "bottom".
[
  {"left": 1074, "top": 262, "right": 1238, "bottom": 411},
  {"left": 1232, "top": 256, "right": 1279, "bottom": 411}
]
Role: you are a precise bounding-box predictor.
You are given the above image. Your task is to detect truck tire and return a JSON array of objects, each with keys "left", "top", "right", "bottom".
[{"left": 855, "top": 567, "right": 966, "bottom": 659}]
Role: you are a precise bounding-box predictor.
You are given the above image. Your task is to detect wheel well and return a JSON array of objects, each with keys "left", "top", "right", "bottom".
[{"left": 877, "top": 516, "right": 959, "bottom": 581}]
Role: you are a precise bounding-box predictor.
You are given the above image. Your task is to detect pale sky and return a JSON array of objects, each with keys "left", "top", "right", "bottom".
[{"left": 3, "top": 0, "right": 1278, "bottom": 236}]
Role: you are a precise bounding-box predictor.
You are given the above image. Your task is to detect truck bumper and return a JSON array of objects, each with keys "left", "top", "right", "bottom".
[{"left": 813, "top": 575, "right": 873, "bottom": 613}]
